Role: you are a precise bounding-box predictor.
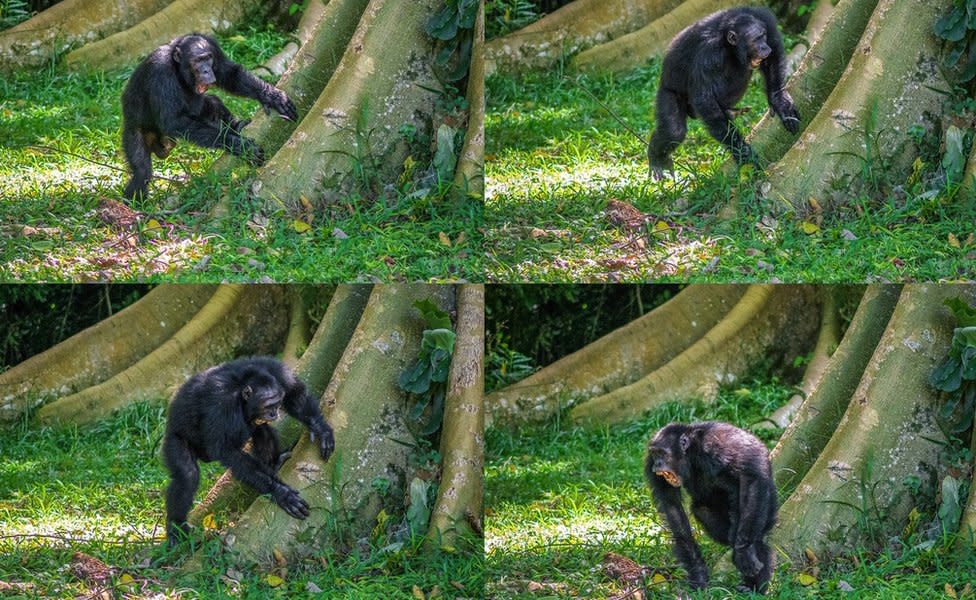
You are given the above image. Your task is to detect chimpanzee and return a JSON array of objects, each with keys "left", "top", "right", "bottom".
[
  {"left": 645, "top": 421, "right": 777, "bottom": 593},
  {"left": 162, "top": 357, "right": 334, "bottom": 545},
  {"left": 647, "top": 7, "right": 799, "bottom": 179},
  {"left": 121, "top": 33, "right": 298, "bottom": 200}
]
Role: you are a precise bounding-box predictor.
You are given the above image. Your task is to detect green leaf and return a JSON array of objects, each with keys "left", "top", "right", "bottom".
[
  {"left": 433, "top": 124, "right": 457, "bottom": 183},
  {"left": 458, "top": 0, "right": 478, "bottom": 28},
  {"left": 945, "top": 297, "right": 976, "bottom": 327},
  {"left": 935, "top": 6, "right": 967, "bottom": 42},
  {"left": 931, "top": 356, "right": 963, "bottom": 392},
  {"left": 938, "top": 476, "right": 963, "bottom": 532},
  {"left": 398, "top": 360, "right": 433, "bottom": 394},
  {"left": 421, "top": 328, "right": 456, "bottom": 353},
  {"left": 425, "top": 6, "right": 458, "bottom": 40},
  {"left": 406, "top": 478, "right": 432, "bottom": 534},
  {"left": 943, "top": 126, "right": 967, "bottom": 184},
  {"left": 413, "top": 299, "right": 452, "bottom": 330}
]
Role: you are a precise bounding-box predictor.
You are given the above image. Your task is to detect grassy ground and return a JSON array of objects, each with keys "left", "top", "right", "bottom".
[
  {"left": 485, "top": 64, "right": 976, "bottom": 282},
  {"left": 0, "top": 27, "right": 481, "bottom": 282},
  {"left": 0, "top": 402, "right": 483, "bottom": 599},
  {"left": 485, "top": 380, "right": 976, "bottom": 599}
]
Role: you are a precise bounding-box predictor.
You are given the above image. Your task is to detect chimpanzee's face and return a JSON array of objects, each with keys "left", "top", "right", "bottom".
[
  {"left": 242, "top": 375, "right": 284, "bottom": 425},
  {"left": 648, "top": 436, "right": 684, "bottom": 487},
  {"left": 727, "top": 19, "right": 771, "bottom": 70},
  {"left": 174, "top": 37, "right": 216, "bottom": 94}
]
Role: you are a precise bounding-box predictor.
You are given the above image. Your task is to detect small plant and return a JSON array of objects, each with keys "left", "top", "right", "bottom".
[
  {"left": 398, "top": 299, "right": 456, "bottom": 436},
  {"left": 426, "top": 0, "right": 479, "bottom": 82},
  {"left": 930, "top": 296, "right": 976, "bottom": 435},
  {"left": 935, "top": 1, "right": 976, "bottom": 82}
]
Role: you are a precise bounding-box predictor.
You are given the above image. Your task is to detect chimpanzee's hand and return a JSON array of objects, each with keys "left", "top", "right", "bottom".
[
  {"left": 733, "top": 545, "right": 764, "bottom": 577},
  {"left": 240, "top": 138, "right": 265, "bottom": 166},
  {"left": 271, "top": 483, "right": 310, "bottom": 519},
  {"left": 310, "top": 424, "right": 335, "bottom": 462},
  {"left": 263, "top": 88, "right": 298, "bottom": 122},
  {"left": 772, "top": 90, "right": 800, "bottom": 134}
]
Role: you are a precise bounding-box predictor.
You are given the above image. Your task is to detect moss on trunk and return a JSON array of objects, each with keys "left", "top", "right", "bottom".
[
  {"left": 485, "top": 0, "right": 683, "bottom": 74},
  {"left": 0, "top": 0, "right": 171, "bottom": 70},
  {"left": 571, "top": 0, "right": 748, "bottom": 73},
  {"left": 63, "top": 0, "right": 263, "bottom": 72},
  {"left": 772, "top": 285, "right": 965, "bottom": 562},
  {"left": 487, "top": 285, "right": 746, "bottom": 425},
  {"left": 36, "top": 285, "right": 288, "bottom": 426},
  {"left": 569, "top": 285, "right": 819, "bottom": 425},
  {"left": 0, "top": 285, "right": 215, "bottom": 421}
]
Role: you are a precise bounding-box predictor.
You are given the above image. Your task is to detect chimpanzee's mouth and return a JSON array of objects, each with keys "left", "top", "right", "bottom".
[
  {"left": 750, "top": 57, "right": 763, "bottom": 69},
  {"left": 656, "top": 470, "right": 681, "bottom": 487},
  {"left": 197, "top": 83, "right": 210, "bottom": 94}
]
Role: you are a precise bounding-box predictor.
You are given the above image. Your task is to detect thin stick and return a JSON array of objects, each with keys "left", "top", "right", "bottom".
[
  {"left": 568, "top": 77, "right": 648, "bottom": 146},
  {"left": 24, "top": 144, "right": 182, "bottom": 184}
]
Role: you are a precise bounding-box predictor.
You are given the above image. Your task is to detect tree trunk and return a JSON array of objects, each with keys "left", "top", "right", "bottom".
[
  {"left": 569, "top": 285, "right": 819, "bottom": 425},
  {"left": 771, "top": 284, "right": 901, "bottom": 493},
  {"left": 223, "top": 285, "right": 455, "bottom": 563},
  {"left": 772, "top": 284, "right": 970, "bottom": 561},
  {"left": 0, "top": 285, "right": 215, "bottom": 421},
  {"left": 571, "top": 0, "right": 748, "bottom": 73},
  {"left": 427, "top": 284, "right": 484, "bottom": 550},
  {"left": 36, "top": 285, "right": 288, "bottom": 425},
  {"left": 63, "top": 0, "right": 264, "bottom": 71},
  {"left": 757, "top": 287, "right": 842, "bottom": 429},
  {"left": 189, "top": 284, "right": 373, "bottom": 528},
  {"left": 454, "top": 0, "right": 485, "bottom": 200},
  {"left": 762, "top": 0, "right": 949, "bottom": 211},
  {"left": 0, "top": 0, "right": 171, "bottom": 70},
  {"left": 486, "top": 285, "right": 746, "bottom": 425},
  {"left": 208, "top": 0, "right": 371, "bottom": 188},
  {"left": 485, "top": 0, "right": 683, "bottom": 75},
  {"left": 252, "top": 0, "right": 442, "bottom": 212},
  {"left": 747, "top": 0, "right": 879, "bottom": 164}
]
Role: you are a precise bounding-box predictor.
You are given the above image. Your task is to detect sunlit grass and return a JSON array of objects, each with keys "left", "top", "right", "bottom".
[
  {"left": 485, "top": 64, "right": 976, "bottom": 282},
  {"left": 0, "top": 26, "right": 482, "bottom": 282}
]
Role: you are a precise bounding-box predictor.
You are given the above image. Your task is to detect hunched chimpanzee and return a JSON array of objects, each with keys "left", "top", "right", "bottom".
[
  {"left": 121, "top": 33, "right": 298, "bottom": 200},
  {"left": 162, "top": 357, "right": 333, "bottom": 545},
  {"left": 646, "top": 421, "right": 777, "bottom": 593}
]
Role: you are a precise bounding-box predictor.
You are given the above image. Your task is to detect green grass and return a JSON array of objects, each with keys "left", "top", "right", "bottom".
[
  {"left": 485, "top": 64, "right": 976, "bottom": 282},
  {"left": 0, "top": 27, "right": 482, "bottom": 282},
  {"left": 485, "top": 379, "right": 976, "bottom": 599},
  {"left": 0, "top": 402, "right": 483, "bottom": 598}
]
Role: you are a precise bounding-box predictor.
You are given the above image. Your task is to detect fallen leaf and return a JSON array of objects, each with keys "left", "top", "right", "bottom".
[
  {"left": 946, "top": 583, "right": 957, "bottom": 598},
  {"left": 412, "top": 584, "right": 425, "bottom": 599},
  {"left": 273, "top": 548, "right": 286, "bottom": 567},
  {"left": 800, "top": 221, "right": 820, "bottom": 234},
  {"left": 202, "top": 513, "right": 218, "bottom": 531},
  {"left": 118, "top": 573, "right": 134, "bottom": 585},
  {"left": 293, "top": 219, "right": 311, "bottom": 233},
  {"left": 797, "top": 573, "right": 817, "bottom": 586},
  {"left": 438, "top": 232, "right": 451, "bottom": 247},
  {"left": 949, "top": 233, "right": 961, "bottom": 248},
  {"left": 265, "top": 574, "right": 284, "bottom": 587},
  {"left": 332, "top": 227, "right": 349, "bottom": 240}
]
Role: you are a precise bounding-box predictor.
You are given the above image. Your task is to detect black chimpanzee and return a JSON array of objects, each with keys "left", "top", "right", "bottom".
[
  {"left": 645, "top": 421, "right": 777, "bottom": 593},
  {"left": 162, "top": 357, "right": 334, "bottom": 545},
  {"left": 647, "top": 7, "right": 799, "bottom": 179},
  {"left": 121, "top": 33, "right": 298, "bottom": 200}
]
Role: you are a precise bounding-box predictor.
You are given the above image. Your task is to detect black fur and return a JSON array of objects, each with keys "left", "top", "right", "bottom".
[
  {"left": 121, "top": 33, "right": 298, "bottom": 200},
  {"left": 645, "top": 421, "right": 777, "bottom": 593},
  {"left": 162, "top": 357, "right": 333, "bottom": 545},
  {"left": 647, "top": 7, "right": 799, "bottom": 179}
]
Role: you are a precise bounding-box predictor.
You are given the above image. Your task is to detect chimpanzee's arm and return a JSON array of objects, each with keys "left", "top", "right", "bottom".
[
  {"left": 651, "top": 478, "right": 709, "bottom": 588},
  {"left": 755, "top": 8, "right": 799, "bottom": 133},
  {"left": 207, "top": 37, "right": 298, "bottom": 121},
  {"left": 282, "top": 378, "right": 335, "bottom": 461},
  {"left": 219, "top": 448, "right": 310, "bottom": 519}
]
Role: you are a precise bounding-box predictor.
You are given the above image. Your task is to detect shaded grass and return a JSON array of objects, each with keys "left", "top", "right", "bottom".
[
  {"left": 485, "top": 65, "right": 976, "bottom": 282},
  {"left": 485, "top": 379, "right": 976, "bottom": 598},
  {"left": 0, "top": 402, "right": 483, "bottom": 598},
  {"left": 0, "top": 27, "right": 482, "bottom": 282}
]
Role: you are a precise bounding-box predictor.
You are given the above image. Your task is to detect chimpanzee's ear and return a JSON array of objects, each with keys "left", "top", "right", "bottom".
[
  {"left": 726, "top": 30, "right": 738, "bottom": 46},
  {"left": 242, "top": 385, "right": 252, "bottom": 401},
  {"left": 172, "top": 45, "right": 182, "bottom": 63},
  {"left": 679, "top": 432, "right": 691, "bottom": 453}
]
